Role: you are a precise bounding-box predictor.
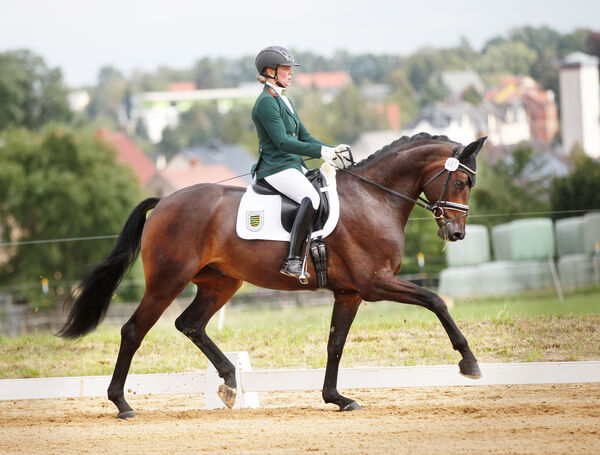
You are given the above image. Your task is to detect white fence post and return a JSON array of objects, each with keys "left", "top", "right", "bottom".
[{"left": 548, "top": 256, "right": 564, "bottom": 301}]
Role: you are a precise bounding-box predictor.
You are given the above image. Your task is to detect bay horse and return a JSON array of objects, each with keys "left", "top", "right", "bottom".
[{"left": 59, "top": 132, "right": 485, "bottom": 418}]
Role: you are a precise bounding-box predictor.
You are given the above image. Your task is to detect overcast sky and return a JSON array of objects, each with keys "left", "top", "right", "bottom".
[{"left": 1, "top": 0, "right": 599, "bottom": 87}]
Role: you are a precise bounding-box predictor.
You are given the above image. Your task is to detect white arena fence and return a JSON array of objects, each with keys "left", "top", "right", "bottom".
[{"left": 1, "top": 352, "right": 599, "bottom": 409}]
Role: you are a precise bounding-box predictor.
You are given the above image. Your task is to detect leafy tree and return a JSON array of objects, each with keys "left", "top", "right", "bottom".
[
  {"left": 477, "top": 41, "right": 538, "bottom": 77},
  {"left": 551, "top": 154, "right": 600, "bottom": 218},
  {"left": 176, "top": 102, "right": 224, "bottom": 146},
  {"left": 86, "top": 66, "right": 128, "bottom": 122},
  {"left": 292, "top": 89, "right": 335, "bottom": 147},
  {"left": 157, "top": 126, "right": 181, "bottom": 160},
  {"left": 558, "top": 28, "right": 591, "bottom": 58},
  {"left": 470, "top": 143, "right": 551, "bottom": 227},
  {"left": 585, "top": 31, "right": 600, "bottom": 60},
  {"left": 192, "top": 57, "right": 222, "bottom": 89},
  {"left": 462, "top": 85, "right": 483, "bottom": 105},
  {"left": 404, "top": 48, "right": 449, "bottom": 106},
  {"left": 403, "top": 206, "right": 449, "bottom": 274},
  {"left": 0, "top": 50, "right": 71, "bottom": 131},
  {"left": 328, "top": 85, "right": 387, "bottom": 144},
  {"left": 0, "top": 126, "right": 144, "bottom": 302},
  {"left": 221, "top": 104, "right": 256, "bottom": 150},
  {"left": 388, "top": 70, "right": 420, "bottom": 125}
]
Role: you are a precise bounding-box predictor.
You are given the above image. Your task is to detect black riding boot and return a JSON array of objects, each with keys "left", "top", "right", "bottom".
[{"left": 280, "top": 197, "right": 315, "bottom": 279}]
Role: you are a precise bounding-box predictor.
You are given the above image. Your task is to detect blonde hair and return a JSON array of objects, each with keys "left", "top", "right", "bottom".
[{"left": 256, "top": 74, "right": 267, "bottom": 84}]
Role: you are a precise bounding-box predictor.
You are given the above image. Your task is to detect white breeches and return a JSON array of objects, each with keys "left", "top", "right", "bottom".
[{"left": 264, "top": 168, "right": 320, "bottom": 210}]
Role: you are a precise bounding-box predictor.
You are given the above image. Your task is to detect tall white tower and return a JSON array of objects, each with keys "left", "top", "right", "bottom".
[{"left": 559, "top": 52, "right": 600, "bottom": 158}]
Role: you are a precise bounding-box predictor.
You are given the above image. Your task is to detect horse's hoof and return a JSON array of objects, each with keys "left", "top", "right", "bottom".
[
  {"left": 459, "top": 359, "right": 482, "bottom": 379},
  {"left": 117, "top": 410, "right": 136, "bottom": 419},
  {"left": 341, "top": 401, "right": 362, "bottom": 411},
  {"left": 218, "top": 384, "right": 237, "bottom": 409}
]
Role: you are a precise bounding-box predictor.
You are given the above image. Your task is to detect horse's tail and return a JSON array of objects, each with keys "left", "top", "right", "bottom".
[{"left": 58, "top": 197, "right": 161, "bottom": 338}]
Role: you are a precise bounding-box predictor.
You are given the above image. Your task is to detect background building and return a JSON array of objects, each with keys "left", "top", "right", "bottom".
[{"left": 559, "top": 52, "right": 600, "bottom": 157}]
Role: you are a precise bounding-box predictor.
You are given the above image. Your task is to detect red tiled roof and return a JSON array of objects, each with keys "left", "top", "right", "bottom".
[
  {"left": 158, "top": 164, "right": 246, "bottom": 190},
  {"left": 168, "top": 81, "right": 197, "bottom": 91},
  {"left": 294, "top": 71, "right": 352, "bottom": 90},
  {"left": 107, "top": 132, "right": 157, "bottom": 184}
]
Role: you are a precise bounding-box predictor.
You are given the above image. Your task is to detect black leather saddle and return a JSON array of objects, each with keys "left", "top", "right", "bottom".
[{"left": 252, "top": 169, "right": 330, "bottom": 233}]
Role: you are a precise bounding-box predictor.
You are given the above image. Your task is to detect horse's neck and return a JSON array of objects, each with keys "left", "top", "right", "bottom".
[{"left": 357, "top": 144, "right": 437, "bottom": 201}]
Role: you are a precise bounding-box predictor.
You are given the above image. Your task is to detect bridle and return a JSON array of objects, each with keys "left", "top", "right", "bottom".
[{"left": 333, "top": 144, "right": 473, "bottom": 232}]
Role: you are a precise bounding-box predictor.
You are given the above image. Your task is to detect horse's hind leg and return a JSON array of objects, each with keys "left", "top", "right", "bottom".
[
  {"left": 107, "top": 279, "right": 188, "bottom": 419},
  {"left": 175, "top": 272, "right": 242, "bottom": 409}
]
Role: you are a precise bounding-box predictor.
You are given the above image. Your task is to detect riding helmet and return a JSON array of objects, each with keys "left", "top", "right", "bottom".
[{"left": 255, "top": 46, "right": 300, "bottom": 76}]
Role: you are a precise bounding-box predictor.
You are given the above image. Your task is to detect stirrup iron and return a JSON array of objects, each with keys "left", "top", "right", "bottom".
[{"left": 298, "top": 254, "right": 309, "bottom": 284}]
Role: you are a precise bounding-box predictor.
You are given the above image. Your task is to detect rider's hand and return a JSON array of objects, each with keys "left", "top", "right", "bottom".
[
  {"left": 334, "top": 144, "right": 352, "bottom": 167},
  {"left": 320, "top": 146, "right": 337, "bottom": 165},
  {"left": 334, "top": 144, "right": 351, "bottom": 154}
]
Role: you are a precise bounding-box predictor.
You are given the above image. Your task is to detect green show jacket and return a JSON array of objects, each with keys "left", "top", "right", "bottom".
[{"left": 251, "top": 85, "right": 326, "bottom": 180}]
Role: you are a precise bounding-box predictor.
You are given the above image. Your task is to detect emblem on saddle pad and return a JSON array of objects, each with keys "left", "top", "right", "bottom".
[{"left": 246, "top": 210, "right": 264, "bottom": 231}]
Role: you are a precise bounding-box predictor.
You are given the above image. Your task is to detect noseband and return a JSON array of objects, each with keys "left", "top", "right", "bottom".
[{"left": 336, "top": 145, "right": 471, "bottom": 230}]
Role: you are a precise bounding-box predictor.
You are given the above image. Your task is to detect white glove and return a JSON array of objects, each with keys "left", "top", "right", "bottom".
[
  {"left": 334, "top": 144, "right": 352, "bottom": 166},
  {"left": 320, "top": 146, "right": 337, "bottom": 165}
]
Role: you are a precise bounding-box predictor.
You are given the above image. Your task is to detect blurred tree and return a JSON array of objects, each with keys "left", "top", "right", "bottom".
[
  {"left": 388, "top": 70, "right": 420, "bottom": 124},
  {"left": 551, "top": 153, "right": 600, "bottom": 218},
  {"left": 0, "top": 50, "right": 71, "bottom": 131},
  {"left": 328, "top": 85, "right": 387, "bottom": 144},
  {"left": 403, "top": 206, "right": 449, "bottom": 274},
  {"left": 134, "top": 118, "right": 149, "bottom": 141},
  {"left": 294, "top": 50, "right": 336, "bottom": 73},
  {"left": 462, "top": 85, "right": 483, "bottom": 105},
  {"left": 558, "top": 28, "right": 591, "bottom": 58},
  {"left": 192, "top": 57, "right": 221, "bottom": 89},
  {"left": 86, "top": 66, "right": 128, "bottom": 122},
  {"left": 470, "top": 143, "right": 551, "bottom": 227},
  {"left": 157, "top": 126, "right": 181, "bottom": 160},
  {"left": 0, "top": 126, "right": 144, "bottom": 302},
  {"left": 176, "top": 102, "right": 223, "bottom": 146},
  {"left": 221, "top": 104, "right": 255, "bottom": 148},
  {"left": 585, "top": 31, "right": 600, "bottom": 59},
  {"left": 477, "top": 41, "right": 538, "bottom": 77},
  {"left": 404, "top": 48, "right": 449, "bottom": 106},
  {"left": 129, "top": 65, "right": 193, "bottom": 92},
  {"left": 508, "top": 26, "right": 562, "bottom": 57},
  {"left": 292, "top": 89, "right": 335, "bottom": 147}
]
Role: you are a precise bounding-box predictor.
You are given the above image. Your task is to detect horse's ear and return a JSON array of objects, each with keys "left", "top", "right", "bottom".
[
  {"left": 457, "top": 136, "right": 486, "bottom": 186},
  {"left": 458, "top": 136, "right": 487, "bottom": 162}
]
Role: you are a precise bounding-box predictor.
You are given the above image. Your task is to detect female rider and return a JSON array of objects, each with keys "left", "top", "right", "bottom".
[{"left": 251, "top": 45, "right": 350, "bottom": 280}]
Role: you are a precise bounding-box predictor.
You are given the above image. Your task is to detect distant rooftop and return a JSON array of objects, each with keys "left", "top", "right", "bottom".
[
  {"left": 442, "top": 70, "right": 483, "bottom": 98},
  {"left": 97, "top": 130, "right": 157, "bottom": 185},
  {"left": 170, "top": 141, "right": 256, "bottom": 184},
  {"left": 294, "top": 71, "right": 352, "bottom": 90}
]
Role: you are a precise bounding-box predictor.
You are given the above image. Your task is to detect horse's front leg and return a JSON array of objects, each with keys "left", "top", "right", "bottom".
[
  {"left": 322, "top": 291, "right": 363, "bottom": 411},
  {"left": 362, "top": 272, "right": 482, "bottom": 379}
]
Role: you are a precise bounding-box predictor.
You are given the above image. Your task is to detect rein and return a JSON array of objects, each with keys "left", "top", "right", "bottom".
[{"left": 334, "top": 145, "right": 470, "bottom": 229}]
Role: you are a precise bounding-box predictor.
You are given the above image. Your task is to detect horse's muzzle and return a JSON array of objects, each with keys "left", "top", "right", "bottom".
[{"left": 437, "top": 223, "right": 465, "bottom": 241}]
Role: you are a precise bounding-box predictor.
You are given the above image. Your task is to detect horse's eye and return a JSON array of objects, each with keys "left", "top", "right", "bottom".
[{"left": 454, "top": 180, "right": 466, "bottom": 190}]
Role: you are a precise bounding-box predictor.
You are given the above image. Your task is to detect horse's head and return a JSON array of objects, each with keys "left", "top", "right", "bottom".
[{"left": 421, "top": 137, "right": 486, "bottom": 242}]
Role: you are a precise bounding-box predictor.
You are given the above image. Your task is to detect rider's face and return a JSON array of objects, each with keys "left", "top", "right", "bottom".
[{"left": 275, "top": 66, "right": 293, "bottom": 87}]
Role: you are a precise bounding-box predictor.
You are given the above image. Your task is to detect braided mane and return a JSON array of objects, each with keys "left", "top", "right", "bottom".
[{"left": 349, "top": 132, "right": 460, "bottom": 170}]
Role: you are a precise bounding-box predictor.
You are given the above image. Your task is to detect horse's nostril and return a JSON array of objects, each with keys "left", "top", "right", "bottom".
[{"left": 452, "top": 231, "right": 464, "bottom": 241}]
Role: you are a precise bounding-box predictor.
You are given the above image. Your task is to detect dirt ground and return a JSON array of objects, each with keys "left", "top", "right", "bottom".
[{"left": 1, "top": 383, "right": 599, "bottom": 455}]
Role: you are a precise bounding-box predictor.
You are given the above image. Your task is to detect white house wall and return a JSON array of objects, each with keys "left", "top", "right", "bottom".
[{"left": 560, "top": 63, "right": 600, "bottom": 158}]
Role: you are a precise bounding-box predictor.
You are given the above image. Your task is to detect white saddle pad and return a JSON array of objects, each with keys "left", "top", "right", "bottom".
[{"left": 236, "top": 163, "right": 340, "bottom": 241}]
